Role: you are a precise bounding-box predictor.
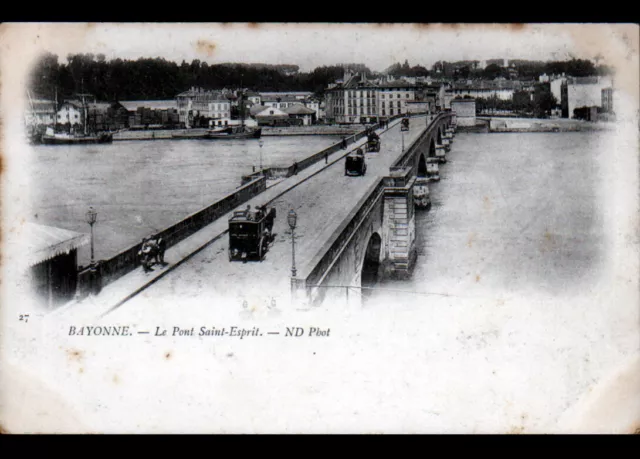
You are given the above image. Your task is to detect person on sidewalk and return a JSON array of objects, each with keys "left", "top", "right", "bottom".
[
  {"left": 293, "top": 161, "right": 299, "bottom": 175},
  {"left": 325, "top": 151, "right": 329, "bottom": 164},
  {"left": 139, "top": 238, "right": 154, "bottom": 273},
  {"left": 341, "top": 137, "right": 347, "bottom": 149},
  {"left": 156, "top": 236, "right": 167, "bottom": 266}
]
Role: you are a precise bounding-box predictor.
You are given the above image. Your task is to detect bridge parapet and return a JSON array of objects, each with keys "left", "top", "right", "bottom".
[
  {"left": 295, "top": 179, "right": 386, "bottom": 306},
  {"left": 390, "top": 112, "right": 453, "bottom": 170}
]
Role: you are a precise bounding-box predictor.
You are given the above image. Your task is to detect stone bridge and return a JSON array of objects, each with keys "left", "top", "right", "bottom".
[{"left": 293, "top": 112, "right": 457, "bottom": 306}]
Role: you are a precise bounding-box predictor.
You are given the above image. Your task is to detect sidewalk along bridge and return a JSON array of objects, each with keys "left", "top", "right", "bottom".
[{"left": 293, "top": 111, "right": 457, "bottom": 306}]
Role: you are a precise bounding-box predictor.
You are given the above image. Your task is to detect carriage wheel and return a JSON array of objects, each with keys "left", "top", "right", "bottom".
[{"left": 258, "top": 237, "right": 264, "bottom": 260}]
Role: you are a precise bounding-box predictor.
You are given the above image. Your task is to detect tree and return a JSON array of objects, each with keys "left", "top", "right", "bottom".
[
  {"left": 512, "top": 90, "right": 533, "bottom": 113},
  {"left": 532, "top": 83, "right": 557, "bottom": 117},
  {"left": 483, "top": 63, "right": 504, "bottom": 80}
]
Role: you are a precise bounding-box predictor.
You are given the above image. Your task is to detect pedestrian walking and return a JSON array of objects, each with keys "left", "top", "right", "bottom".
[
  {"left": 157, "top": 236, "right": 167, "bottom": 265},
  {"left": 293, "top": 161, "right": 299, "bottom": 175},
  {"left": 325, "top": 151, "right": 329, "bottom": 164},
  {"left": 341, "top": 137, "right": 347, "bottom": 149}
]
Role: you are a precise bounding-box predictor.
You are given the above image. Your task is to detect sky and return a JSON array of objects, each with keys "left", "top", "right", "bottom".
[{"left": 20, "top": 23, "right": 622, "bottom": 72}]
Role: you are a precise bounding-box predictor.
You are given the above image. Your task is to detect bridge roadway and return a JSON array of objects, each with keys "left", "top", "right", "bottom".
[{"left": 100, "top": 116, "right": 429, "bottom": 321}]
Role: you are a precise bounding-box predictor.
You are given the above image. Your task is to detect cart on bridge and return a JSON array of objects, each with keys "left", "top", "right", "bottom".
[
  {"left": 228, "top": 205, "right": 276, "bottom": 261},
  {"left": 365, "top": 131, "right": 381, "bottom": 153},
  {"left": 345, "top": 149, "right": 367, "bottom": 176},
  {"left": 401, "top": 117, "right": 410, "bottom": 131}
]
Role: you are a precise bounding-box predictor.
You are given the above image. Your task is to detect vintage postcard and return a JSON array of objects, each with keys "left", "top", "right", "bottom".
[{"left": 0, "top": 23, "right": 638, "bottom": 434}]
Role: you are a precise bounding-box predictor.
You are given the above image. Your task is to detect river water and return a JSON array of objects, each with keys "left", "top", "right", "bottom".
[
  {"left": 28, "top": 136, "right": 342, "bottom": 266},
  {"left": 369, "top": 130, "right": 610, "bottom": 302}
]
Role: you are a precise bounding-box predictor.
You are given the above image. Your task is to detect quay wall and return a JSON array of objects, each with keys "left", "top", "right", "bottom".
[
  {"left": 479, "top": 117, "right": 616, "bottom": 133},
  {"left": 113, "top": 128, "right": 208, "bottom": 141},
  {"left": 113, "top": 125, "right": 366, "bottom": 140},
  {"left": 261, "top": 125, "right": 364, "bottom": 136}
]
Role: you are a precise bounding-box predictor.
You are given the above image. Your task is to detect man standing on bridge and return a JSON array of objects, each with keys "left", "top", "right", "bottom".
[{"left": 325, "top": 151, "right": 329, "bottom": 164}]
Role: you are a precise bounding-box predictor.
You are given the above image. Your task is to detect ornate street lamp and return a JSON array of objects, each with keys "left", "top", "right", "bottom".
[
  {"left": 287, "top": 208, "right": 297, "bottom": 285},
  {"left": 85, "top": 206, "right": 97, "bottom": 265},
  {"left": 401, "top": 129, "right": 405, "bottom": 152},
  {"left": 258, "top": 139, "right": 264, "bottom": 173}
]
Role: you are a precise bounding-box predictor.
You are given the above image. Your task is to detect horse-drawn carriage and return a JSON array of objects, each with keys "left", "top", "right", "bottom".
[
  {"left": 345, "top": 148, "right": 367, "bottom": 176},
  {"left": 228, "top": 205, "right": 276, "bottom": 261},
  {"left": 365, "top": 131, "right": 380, "bottom": 153},
  {"left": 401, "top": 117, "right": 410, "bottom": 131}
]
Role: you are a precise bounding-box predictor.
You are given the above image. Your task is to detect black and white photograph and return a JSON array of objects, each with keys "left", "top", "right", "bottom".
[{"left": 0, "top": 23, "right": 638, "bottom": 434}]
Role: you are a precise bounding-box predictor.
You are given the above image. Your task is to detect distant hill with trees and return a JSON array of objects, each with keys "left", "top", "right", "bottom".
[
  {"left": 28, "top": 53, "right": 375, "bottom": 101},
  {"left": 29, "top": 52, "right": 614, "bottom": 103}
]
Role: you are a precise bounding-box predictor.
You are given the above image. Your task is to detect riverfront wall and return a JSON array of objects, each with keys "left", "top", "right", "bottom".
[
  {"left": 261, "top": 125, "right": 364, "bottom": 136},
  {"left": 477, "top": 117, "right": 616, "bottom": 133},
  {"left": 113, "top": 125, "right": 366, "bottom": 141}
]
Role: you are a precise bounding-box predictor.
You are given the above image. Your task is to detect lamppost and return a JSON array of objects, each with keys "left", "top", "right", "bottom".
[
  {"left": 401, "top": 129, "right": 405, "bottom": 152},
  {"left": 287, "top": 208, "right": 297, "bottom": 292},
  {"left": 86, "top": 206, "right": 97, "bottom": 265},
  {"left": 258, "top": 139, "right": 264, "bottom": 173}
]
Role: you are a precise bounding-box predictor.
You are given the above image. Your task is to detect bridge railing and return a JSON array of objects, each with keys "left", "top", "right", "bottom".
[
  {"left": 390, "top": 112, "right": 451, "bottom": 170},
  {"left": 241, "top": 114, "right": 407, "bottom": 185},
  {"left": 300, "top": 178, "right": 387, "bottom": 306}
]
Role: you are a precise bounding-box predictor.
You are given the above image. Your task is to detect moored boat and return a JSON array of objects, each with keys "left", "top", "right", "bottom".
[
  {"left": 41, "top": 129, "right": 113, "bottom": 145},
  {"left": 205, "top": 125, "right": 262, "bottom": 140}
]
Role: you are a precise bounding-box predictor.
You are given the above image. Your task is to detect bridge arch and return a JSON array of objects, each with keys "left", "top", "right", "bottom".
[
  {"left": 428, "top": 138, "right": 436, "bottom": 158},
  {"left": 418, "top": 153, "right": 428, "bottom": 177},
  {"left": 361, "top": 232, "right": 382, "bottom": 296}
]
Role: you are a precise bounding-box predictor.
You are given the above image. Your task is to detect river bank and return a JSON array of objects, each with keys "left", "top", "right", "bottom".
[
  {"left": 464, "top": 117, "right": 617, "bottom": 133},
  {"left": 112, "top": 128, "right": 208, "bottom": 141},
  {"left": 112, "top": 124, "right": 367, "bottom": 141}
]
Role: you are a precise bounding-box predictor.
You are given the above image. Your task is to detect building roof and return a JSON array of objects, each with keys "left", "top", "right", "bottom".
[
  {"left": 120, "top": 100, "right": 178, "bottom": 111},
  {"left": 86, "top": 102, "right": 113, "bottom": 113},
  {"left": 567, "top": 76, "right": 609, "bottom": 85},
  {"left": 60, "top": 100, "right": 85, "bottom": 109},
  {"left": 262, "top": 95, "right": 302, "bottom": 103},
  {"left": 176, "top": 88, "right": 230, "bottom": 99},
  {"left": 249, "top": 105, "right": 268, "bottom": 116},
  {"left": 451, "top": 80, "right": 523, "bottom": 91},
  {"left": 259, "top": 91, "right": 312, "bottom": 98},
  {"left": 378, "top": 79, "right": 416, "bottom": 89},
  {"left": 283, "top": 105, "right": 316, "bottom": 115},
  {"left": 255, "top": 107, "right": 289, "bottom": 117},
  {"left": 25, "top": 222, "right": 89, "bottom": 267}
]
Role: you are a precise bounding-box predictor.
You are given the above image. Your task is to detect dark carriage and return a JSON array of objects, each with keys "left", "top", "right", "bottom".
[
  {"left": 365, "top": 132, "right": 381, "bottom": 153},
  {"left": 400, "top": 117, "right": 410, "bottom": 131},
  {"left": 228, "top": 206, "right": 276, "bottom": 261},
  {"left": 345, "top": 149, "right": 367, "bottom": 176}
]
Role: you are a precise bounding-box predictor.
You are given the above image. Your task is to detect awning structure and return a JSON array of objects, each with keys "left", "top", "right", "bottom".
[{"left": 25, "top": 223, "right": 89, "bottom": 267}]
